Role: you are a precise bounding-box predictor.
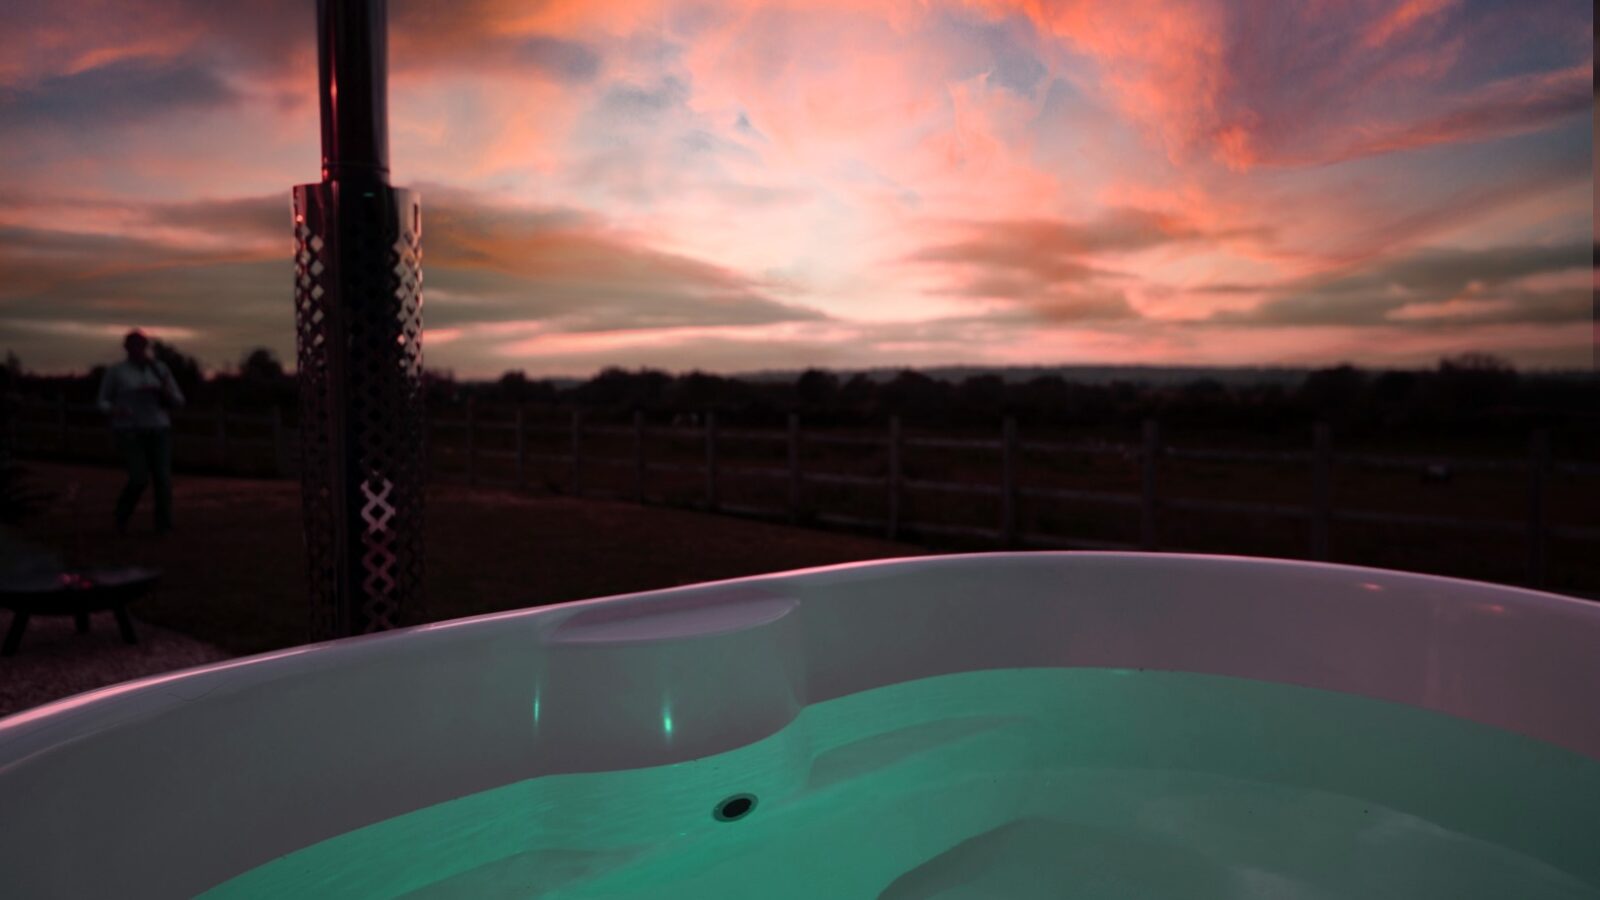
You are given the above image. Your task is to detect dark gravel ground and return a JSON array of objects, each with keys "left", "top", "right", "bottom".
[{"left": 0, "top": 609, "right": 231, "bottom": 718}]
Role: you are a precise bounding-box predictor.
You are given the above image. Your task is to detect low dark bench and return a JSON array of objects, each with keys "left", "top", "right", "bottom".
[{"left": 0, "top": 567, "right": 162, "bottom": 656}]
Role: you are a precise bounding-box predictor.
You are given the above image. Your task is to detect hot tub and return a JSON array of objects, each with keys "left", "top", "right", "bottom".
[{"left": 1, "top": 553, "right": 1596, "bottom": 898}]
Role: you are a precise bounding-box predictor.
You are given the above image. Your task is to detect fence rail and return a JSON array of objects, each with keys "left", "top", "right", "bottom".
[{"left": 6, "top": 395, "right": 1596, "bottom": 590}]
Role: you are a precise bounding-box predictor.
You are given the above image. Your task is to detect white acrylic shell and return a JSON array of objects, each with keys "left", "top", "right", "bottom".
[{"left": 1, "top": 553, "right": 1595, "bottom": 898}]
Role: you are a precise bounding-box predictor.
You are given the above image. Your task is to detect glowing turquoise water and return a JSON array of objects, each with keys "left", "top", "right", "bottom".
[{"left": 205, "top": 669, "right": 1600, "bottom": 898}]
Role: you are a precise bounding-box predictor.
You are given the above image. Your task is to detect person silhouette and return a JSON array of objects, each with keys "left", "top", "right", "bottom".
[{"left": 97, "top": 330, "right": 185, "bottom": 534}]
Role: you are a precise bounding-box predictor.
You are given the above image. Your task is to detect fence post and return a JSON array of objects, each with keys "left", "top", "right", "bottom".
[
  {"left": 1141, "top": 419, "right": 1159, "bottom": 551},
  {"left": 56, "top": 393, "right": 67, "bottom": 453},
  {"left": 1312, "top": 422, "right": 1331, "bottom": 561},
  {"left": 1002, "top": 416, "right": 1018, "bottom": 546},
  {"left": 634, "top": 409, "right": 646, "bottom": 503},
  {"left": 787, "top": 412, "right": 801, "bottom": 525},
  {"left": 214, "top": 400, "right": 229, "bottom": 470},
  {"left": 704, "top": 410, "right": 718, "bottom": 510},
  {"left": 465, "top": 401, "right": 477, "bottom": 486},
  {"left": 270, "top": 405, "right": 286, "bottom": 477},
  {"left": 570, "top": 408, "right": 583, "bottom": 496},
  {"left": 1528, "top": 429, "right": 1550, "bottom": 587},
  {"left": 4, "top": 393, "right": 18, "bottom": 461},
  {"left": 514, "top": 406, "right": 527, "bottom": 488},
  {"left": 888, "top": 416, "right": 902, "bottom": 541}
]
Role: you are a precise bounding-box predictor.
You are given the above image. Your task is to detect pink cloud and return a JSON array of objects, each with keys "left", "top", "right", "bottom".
[
  {"left": 972, "top": 0, "right": 1589, "bottom": 170},
  {"left": 1334, "top": 64, "right": 1592, "bottom": 162},
  {"left": 1, "top": 0, "right": 1593, "bottom": 374},
  {"left": 1362, "top": 0, "right": 1459, "bottom": 48}
]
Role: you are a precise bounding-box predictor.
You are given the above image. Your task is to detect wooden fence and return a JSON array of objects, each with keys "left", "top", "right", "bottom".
[
  {"left": 6, "top": 397, "right": 296, "bottom": 479},
  {"left": 8, "top": 396, "right": 1599, "bottom": 590}
]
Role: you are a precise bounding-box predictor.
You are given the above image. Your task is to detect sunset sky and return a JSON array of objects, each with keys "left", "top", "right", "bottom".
[{"left": 1, "top": 0, "right": 1593, "bottom": 377}]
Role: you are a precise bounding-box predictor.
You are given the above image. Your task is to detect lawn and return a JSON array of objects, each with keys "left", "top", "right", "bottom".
[
  {"left": 8, "top": 462, "right": 928, "bottom": 657},
  {"left": 6, "top": 453, "right": 1593, "bottom": 718}
]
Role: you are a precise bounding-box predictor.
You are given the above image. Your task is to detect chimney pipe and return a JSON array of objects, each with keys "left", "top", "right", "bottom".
[
  {"left": 316, "top": 0, "right": 390, "bottom": 184},
  {"left": 293, "top": 0, "right": 425, "bottom": 639}
]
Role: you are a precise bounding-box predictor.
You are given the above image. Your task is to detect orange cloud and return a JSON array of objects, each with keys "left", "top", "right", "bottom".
[{"left": 968, "top": 0, "right": 1229, "bottom": 162}]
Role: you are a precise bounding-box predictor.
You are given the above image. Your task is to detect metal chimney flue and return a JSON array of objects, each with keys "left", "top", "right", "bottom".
[
  {"left": 315, "top": 0, "right": 389, "bottom": 184},
  {"left": 293, "top": 0, "right": 425, "bottom": 639}
]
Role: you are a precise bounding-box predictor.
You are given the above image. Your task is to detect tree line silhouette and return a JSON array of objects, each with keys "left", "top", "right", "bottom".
[{"left": 4, "top": 345, "right": 1596, "bottom": 449}]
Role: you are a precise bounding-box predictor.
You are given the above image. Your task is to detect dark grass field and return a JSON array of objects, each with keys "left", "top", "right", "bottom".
[
  {"left": 3, "top": 454, "right": 1595, "bottom": 717},
  {"left": 0, "top": 462, "right": 926, "bottom": 715},
  {"left": 447, "top": 416, "right": 1600, "bottom": 593},
  {"left": 10, "top": 462, "right": 929, "bottom": 658},
  {"left": 21, "top": 406, "right": 1600, "bottom": 595}
]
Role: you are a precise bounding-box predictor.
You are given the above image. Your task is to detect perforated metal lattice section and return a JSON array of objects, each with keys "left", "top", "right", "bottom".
[
  {"left": 350, "top": 190, "right": 425, "bottom": 632},
  {"left": 294, "top": 187, "right": 339, "bottom": 639},
  {"left": 293, "top": 184, "right": 425, "bottom": 639}
]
